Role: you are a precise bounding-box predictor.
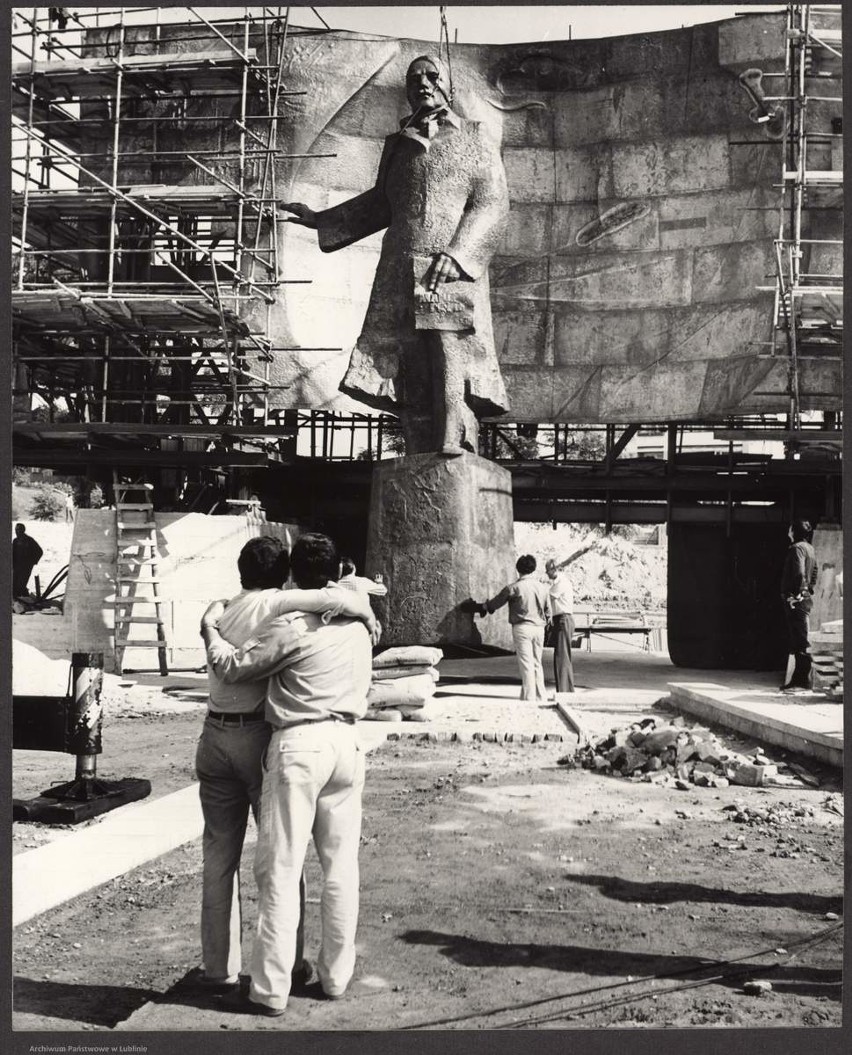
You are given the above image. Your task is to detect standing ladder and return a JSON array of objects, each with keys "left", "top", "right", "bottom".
[{"left": 112, "top": 474, "right": 169, "bottom": 676}]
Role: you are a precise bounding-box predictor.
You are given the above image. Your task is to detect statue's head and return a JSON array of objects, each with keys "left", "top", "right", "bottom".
[{"left": 406, "top": 54, "right": 451, "bottom": 113}]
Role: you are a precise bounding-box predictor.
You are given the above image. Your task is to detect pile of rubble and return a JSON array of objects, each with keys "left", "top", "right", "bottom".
[
  {"left": 567, "top": 715, "right": 820, "bottom": 789},
  {"left": 365, "top": 646, "right": 443, "bottom": 723}
]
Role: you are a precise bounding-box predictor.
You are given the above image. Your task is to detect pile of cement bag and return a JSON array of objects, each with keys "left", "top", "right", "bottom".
[{"left": 365, "top": 646, "right": 443, "bottom": 722}]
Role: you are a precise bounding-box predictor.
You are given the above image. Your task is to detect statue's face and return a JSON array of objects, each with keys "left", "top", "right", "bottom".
[{"left": 406, "top": 59, "right": 443, "bottom": 112}]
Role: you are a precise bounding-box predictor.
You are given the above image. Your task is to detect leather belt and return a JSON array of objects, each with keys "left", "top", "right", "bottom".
[
  {"left": 207, "top": 711, "right": 266, "bottom": 725},
  {"left": 278, "top": 714, "right": 356, "bottom": 731}
]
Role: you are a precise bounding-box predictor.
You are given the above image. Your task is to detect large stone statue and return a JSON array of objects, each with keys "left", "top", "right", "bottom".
[{"left": 283, "top": 55, "right": 509, "bottom": 456}]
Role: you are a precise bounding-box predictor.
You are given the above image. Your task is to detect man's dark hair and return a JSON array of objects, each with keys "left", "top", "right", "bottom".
[
  {"left": 340, "top": 556, "right": 356, "bottom": 576},
  {"left": 790, "top": 519, "right": 813, "bottom": 543},
  {"left": 516, "top": 554, "right": 536, "bottom": 575},
  {"left": 290, "top": 533, "right": 339, "bottom": 589},
  {"left": 237, "top": 536, "right": 289, "bottom": 589}
]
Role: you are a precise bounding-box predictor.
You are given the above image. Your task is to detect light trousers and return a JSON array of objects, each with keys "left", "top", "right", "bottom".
[
  {"left": 195, "top": 718, "right": 271, "bottom": 984},
  {"left": 196, "top": 717, "right": 306, "bottom": 984},
  {"left": 512, "top": 622, "right": 547, "bottom": 700},
  {"left": 250, "top": 721, "right": 365, "bottom": 1009}
]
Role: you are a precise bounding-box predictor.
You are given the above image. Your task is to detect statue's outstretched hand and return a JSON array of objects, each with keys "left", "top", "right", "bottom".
[
  {"left": 281, "top": 202, "right": 318, "bottom": 229},
  {"left": 424, "top": 251, "right": 462, "bottom": 292}
]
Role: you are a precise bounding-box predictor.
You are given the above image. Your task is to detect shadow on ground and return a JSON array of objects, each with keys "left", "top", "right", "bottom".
[
  {"left": 14, "top": 976, "right": 158, "bottom": 1027},
  {"left": 566, "top": 874, "right": 844, "bottom": 914},
  {"left": 400, "top": 929, "right": 842, "bottom": 1001}
]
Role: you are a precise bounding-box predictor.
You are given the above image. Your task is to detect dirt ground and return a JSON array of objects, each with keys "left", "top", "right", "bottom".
[{"left": 12, "top": 705, "right": 843, "bottom": 1032}]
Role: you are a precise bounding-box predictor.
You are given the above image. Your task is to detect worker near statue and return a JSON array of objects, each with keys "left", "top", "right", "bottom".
[
  {"left": 283, "top": 54, "right": 509, "bottom": 456},
  {"left": 474, "top": 555, "right": 552, "bottom": 701},
  {"left": 545, "top": 538, "right": 599, "bottom": 695}
]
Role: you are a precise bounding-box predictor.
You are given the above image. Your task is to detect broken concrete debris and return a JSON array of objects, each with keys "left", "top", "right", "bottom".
[
  {"left": 561, "top": 716, "right": 817, "bottom": 790},
  {"left": 365, "top": 646, "right": 443, "bottom": 722},
  {"left": 743, "top": 980, "right": 773, "bottom": 996}
]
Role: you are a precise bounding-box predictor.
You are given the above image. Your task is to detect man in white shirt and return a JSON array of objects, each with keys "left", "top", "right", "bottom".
[
  {"left": 477, "top": 555, "right": 552, "bottom": 700},
  {"left": 202, "top": 533, "right": 373, "bottom": 1016},
  {"left": 337, "top": 557, "right": 388, "bottom": 599},
  {"left": 546, "top": 558, "right": 576, "bottom": 693},
  {"left": 194, "top": 536, "right": 375, "bottom": 995}
]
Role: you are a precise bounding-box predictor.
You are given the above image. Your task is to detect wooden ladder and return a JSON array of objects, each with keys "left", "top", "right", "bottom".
[{"left": 112, "top": 474, "right": 169, "bottom": 676}]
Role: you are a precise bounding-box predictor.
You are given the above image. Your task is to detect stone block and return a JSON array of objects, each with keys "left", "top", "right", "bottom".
[
  {"left": 499, "top": 104, "right": 553, "bottom": 149},
  {"left": 554, "top": 144, "right": 614, "bottom": 203},
  {"left": 549, "top": 366, "right": 602, "bottom": 422},
  {"left": 365, "top": 453, "right": 515, "bottom": 649},
  {"left": 692, "top": 242, "right": 775, "bottom": 306},
  {"left": 612, "top": 136, "right": 731, "bottom": 198},
  {"left": 605, "top": 25, "right": 710, "bottom": 79},
  {"left": 598, "top": 361, "right": 709, "bottom": 421},
  {"left": 503, "top": 148, "right": 556, "bottom": 203},
  {"left": 549, "top": 249, "right": 693, "bottom": 311},
  {"left": 658, "top": 187, "right": 778, "bottom": 249},
  {"left": 717, "top": 13, "right": 786, "bottom": 71},
  {"left": 493, "top": 309, "right": 549, "bottom": 366},
  {"left": 502, "top": 204, "right": 553, "bottom": 256},
  {"left": 504, "top": 366, "right": 558, "bottom": 421},
  {"left": 698, "top": 351, "right": 778, "bottom": 417},
  {"left": 553, "top": 301, "right": 764, "bottom": 370}
]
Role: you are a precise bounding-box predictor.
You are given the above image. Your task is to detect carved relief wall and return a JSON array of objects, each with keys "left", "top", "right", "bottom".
[{"left": 103, "top": 13, "right": 840, "bottom": 424}]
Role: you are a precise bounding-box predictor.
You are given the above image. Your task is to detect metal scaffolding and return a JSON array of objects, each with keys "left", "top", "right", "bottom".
[
  {"left": 765, "top": 4, "right": 843, "bottom": 428},
  {"left": 11, "top": 6, "right": 314, "bottom": 446}
]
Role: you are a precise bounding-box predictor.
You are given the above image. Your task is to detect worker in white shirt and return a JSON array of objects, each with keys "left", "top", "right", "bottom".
[
  {"left": 545, "top": 558, "right": 576, "bottom": 693},
  {"left": 338, "top": 557, "right": 388, "bottom": 599}
]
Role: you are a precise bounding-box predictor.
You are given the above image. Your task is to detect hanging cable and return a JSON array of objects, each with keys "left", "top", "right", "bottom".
[{"left": 438, "top": 6, "right": 455, "bottom": 104}]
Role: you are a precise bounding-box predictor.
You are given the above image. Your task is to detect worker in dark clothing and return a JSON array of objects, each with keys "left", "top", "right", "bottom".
[
  {"left": 779, "top": 519, "right": 818, "bottom": 692},
  {"left": 12, "top": 523, "right": 44, "bottom": 599}
]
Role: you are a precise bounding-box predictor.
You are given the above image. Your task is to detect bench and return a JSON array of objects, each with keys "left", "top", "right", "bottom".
[{"left": 573, "top": 610, "right": 661, "bottom": 652}]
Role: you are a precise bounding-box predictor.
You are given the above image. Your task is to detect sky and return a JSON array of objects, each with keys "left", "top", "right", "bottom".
[
  {"left": 50, "top": 5, "right": 789, "bottom": 45},
  {"left": 303, "top": 4, "right": 787, "bottom": 44}
]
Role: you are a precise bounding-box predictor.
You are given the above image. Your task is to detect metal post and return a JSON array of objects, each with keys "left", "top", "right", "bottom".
[{"left": 68, "top": 652, "right": 104, "bottom": 798}]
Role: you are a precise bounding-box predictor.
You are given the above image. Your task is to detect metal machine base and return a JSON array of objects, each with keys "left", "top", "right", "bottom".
[{"left": 13, "top": 777, "right": 152, "bottom": 824}]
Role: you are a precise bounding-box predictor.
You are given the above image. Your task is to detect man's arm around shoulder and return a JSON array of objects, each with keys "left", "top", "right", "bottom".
[{"left": 202, "top": 612, "right": 300, "bottom": 684}]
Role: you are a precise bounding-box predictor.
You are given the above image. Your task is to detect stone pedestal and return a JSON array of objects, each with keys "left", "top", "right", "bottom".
[
  {"left": 811, "top": 523, "right": 842, "bottom": 632},
  {"left": 365, "top": 452, "right": 515, "bottom": 649}
]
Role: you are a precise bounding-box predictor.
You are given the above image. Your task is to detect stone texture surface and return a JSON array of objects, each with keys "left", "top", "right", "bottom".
[
  {"left": 811, "top": 524, "right": 843, "bottom": 633},
  {"left": 104, "top": 14, "right": 839, "bottom": 423},
  {"left": 256, "top": 12, "right": 839, "bottom": 422},
  {"left": 365, "top": 452, "right": 514, "bottom": 649}
]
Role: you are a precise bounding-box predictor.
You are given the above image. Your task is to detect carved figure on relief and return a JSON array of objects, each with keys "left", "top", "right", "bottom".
[{"left": 283, "top": 55, "right": 510, "bottom": 457}]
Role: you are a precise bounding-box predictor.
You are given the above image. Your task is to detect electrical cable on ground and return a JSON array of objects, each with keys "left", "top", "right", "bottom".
[{"left": 399, "top": 921, "right": 843, "bottom": 1029}]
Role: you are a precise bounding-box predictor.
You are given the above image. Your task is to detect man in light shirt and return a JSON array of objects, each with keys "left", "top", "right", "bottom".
[
  {"left": 337, "top": 556, "right": 388, "bottom": 599},
  {"left": 546, "top": 558, "right": 576, "bottom": 693},
  {"left": 476, "top": 554, "right": 551, "bottom": 700},
  {"left": 202, "top": 533, "right": 373, "bottom": 1016},
  {"left": 194, "top": 536, "right": 375, "bottom": 995}
]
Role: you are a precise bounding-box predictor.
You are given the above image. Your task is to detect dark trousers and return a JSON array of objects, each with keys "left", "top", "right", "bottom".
[
  {"left": 783, "top": 603, "right": 812, "bottom": 688},
  {"left": 552, "top": 613, "right": 575, "bottom": 693},
  {"left": 12, "top": 562, "right": 35, "bottom": 598}
]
